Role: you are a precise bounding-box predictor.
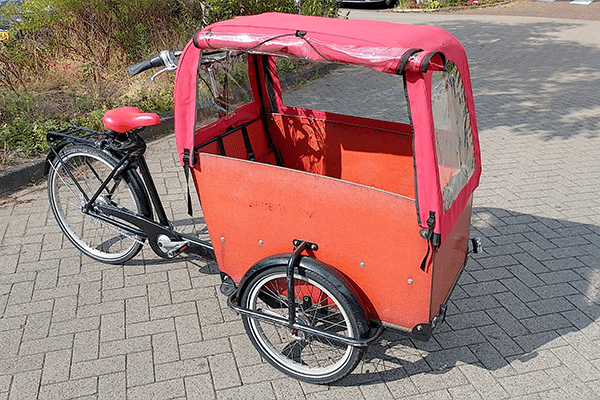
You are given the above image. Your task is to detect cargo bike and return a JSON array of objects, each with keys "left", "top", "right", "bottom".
[{"left": 46, "top": 13, "right": 482, "bottom": 383}]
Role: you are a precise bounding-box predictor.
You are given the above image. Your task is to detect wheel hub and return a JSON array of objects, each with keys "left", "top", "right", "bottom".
[{"left": 290, "top": 313, "right": 311, "bottom": 340}]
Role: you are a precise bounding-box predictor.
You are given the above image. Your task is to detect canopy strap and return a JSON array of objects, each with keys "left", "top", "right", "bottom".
[
  {"left": 420, "top": 211, "right": 440, "bottom": 271},
  {"left": 182, "top": 149, "right": 193, "bottom": 216}
]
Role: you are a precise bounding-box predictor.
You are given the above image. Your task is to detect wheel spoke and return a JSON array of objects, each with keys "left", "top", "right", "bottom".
[
  {"left": 48, "top": 147, "right": 144, "bottom": 264},
  {"left": 242, "top": 269, "right": 364, "bottom": 383}
]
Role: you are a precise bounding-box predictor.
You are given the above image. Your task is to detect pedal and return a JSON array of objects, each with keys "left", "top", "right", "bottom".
[{"left": 157, "top": 235, "right": 189, "bottom": 258}]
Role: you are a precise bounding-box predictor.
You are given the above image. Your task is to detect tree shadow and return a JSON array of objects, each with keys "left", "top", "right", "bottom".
[{"left": 334, "top": 206, "right": 600, "bottom": 385}]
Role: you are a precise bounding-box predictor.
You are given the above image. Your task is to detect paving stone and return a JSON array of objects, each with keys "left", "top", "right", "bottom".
[
  {"left": 50, "top": 295, "right": 77, "bottom": 323},
  {"left": 184, "top": 373, "right": 216, "bottom": 400},
  {"left": 98, "top": 371, "right": 126, "bottom": 400},
  {"left": 477, "top": 324, "right": 523, "bottom": 357},
  {"left": 526, "top": 297, "right": 576, "bottom": 316},
  {"left": 70, "top": 355, "right": 125, "bottom": 380},
  {"left": 41, "top": 349, "right": 72, "bottom": 385},
  {"left": 174, "top": 312, "right": 202, "bottom": 346},
  {"left": 72, "top": 330, "right": 99, "bottom": 362},
  {"left": 486, "top": 307, "right": 530, "bottom": 338},
  {"left": 100, "top": 336, "right": 152, "bottom": 358},
  {"left": 147, "top": 281, "right": 171, "bottom": 307},
  {"left": 461, "top": 281, "right": 508, "bottom": 297},
  {"left": 126, "top": 317, "right": 175, "bottom": 338},
  {"left": 9, "top": 369, "right": 41, "bottom": 400},
  {"left": 458, "top": 363, "right": 510, "bottom": 399},
  {"left": 0, "top": 329, "right": 22, "bottom": 359},
  {"left": 0, "top": 374, "right": 11, "bottom": 393},
  {"left": 125, "top": 296, "right": 150, "bottom": 324},
  {"left": 127, "top": 378, "right": 185, "bottom": 400},
  {"left": 150, "top": 301, "right": 197, "bottom": 320},
  {"left": 452, "top": 295, "right": 502, "bottom": 313},
  {"left": 216, "top": 381, "right": 276, "bottom": 400},
  {"left": 154, "top": 357, "right": 209, "bottom": 382},
  {"left": 506, "top": 349, "right": 562, "bottom": 374},
  {"left": 208, "top": 352, "right": 241, "bottom": 391},
  {"left": 100, "top": 310, "right": 125, "bottom": 342},
  {"left": 551, "top": 345, "right": 600, "bottom": 383},
  {"left": 544, "top": 366, "right": 600, "bottom": 400},
  {"left": 497, "top": 370, "right": 558, "bottom": 398},
  {"left": 500, "top": 278, "right": 541, "bottom": 303},
  {"left": 520, "top": 313, "right": 573, "bottom": 334},
  {"left": 239, "top": 362, "right": 288, "bottom": 384},
  {"left": 126, "top": 350, "right": 155, "bottom": 387},
  {"left": 537, "top": 270, "right": 583, "bottom": 285},
  {"left": 228, "top": 333, "right": 262, "bottom": 368},
  {"left": 38, "top": 377, "right": 98, "bottom": 400},
  {"left": 180, "top": 337, "right": 231, "bottom": 360},
  {"left": 445, "top": 310, "right": 495, "bottom": 330},
  {"left": 19, "top": 334, "right": 73, "bottom": 356},
  {"left": 152, "top": 330, "right": 180, "bottom": 364}
]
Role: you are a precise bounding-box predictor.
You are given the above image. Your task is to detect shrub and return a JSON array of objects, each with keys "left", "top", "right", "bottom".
[
  {"left": 204, "top": 0, "right": 339, "bottom": 24},
  {"left": 0, "top": 0, "right": 339, "bottom": 161}
]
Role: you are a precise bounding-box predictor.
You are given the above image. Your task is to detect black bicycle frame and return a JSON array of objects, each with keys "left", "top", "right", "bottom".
[{"left": 47, "top": 127, "right": 215, "bottom": 261}]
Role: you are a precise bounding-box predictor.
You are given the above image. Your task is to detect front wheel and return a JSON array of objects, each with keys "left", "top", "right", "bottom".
[
  {"left": 47, "top": 144, "right": 148, "bottom": 264},
  {"left": 240, "top": 263, "right": 367, "bottom": 384}
]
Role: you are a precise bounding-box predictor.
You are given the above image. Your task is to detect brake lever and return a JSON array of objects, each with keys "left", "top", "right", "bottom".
[
  {"left": 150, "top": 50, "right": 181, "bottom": 81},
  {"left": 151, "top": 66, "right": 176, "bottom": 81}
]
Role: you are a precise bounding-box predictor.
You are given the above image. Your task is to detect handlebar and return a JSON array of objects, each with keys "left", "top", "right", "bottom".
[{"left": 128, "top": 50, "right": 181, "bottom": 77}]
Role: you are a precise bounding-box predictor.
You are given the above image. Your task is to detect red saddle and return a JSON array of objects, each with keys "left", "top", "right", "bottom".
[{"left": 102, "top": 107, "right": 161, "bottom": 133}]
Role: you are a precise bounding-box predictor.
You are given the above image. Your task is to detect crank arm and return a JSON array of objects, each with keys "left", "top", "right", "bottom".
[
  {"left": 94, "top": 203, "right": 214, "bottom": 260},
  {"left": 95, "top": 203, "right": 183, "bottom": 257}
]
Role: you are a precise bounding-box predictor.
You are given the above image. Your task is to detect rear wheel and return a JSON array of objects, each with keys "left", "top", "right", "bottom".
[
  {"left": 241, "top": 264, "right": 367, "bottom": 384},
  {"left": 47, "top": 145, "right": 148, "bottom": 264}
]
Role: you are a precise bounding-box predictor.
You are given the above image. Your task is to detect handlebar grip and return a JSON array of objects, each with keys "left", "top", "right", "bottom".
[{"left": 128, "top": 54, "right": 164, "bottom": 76}]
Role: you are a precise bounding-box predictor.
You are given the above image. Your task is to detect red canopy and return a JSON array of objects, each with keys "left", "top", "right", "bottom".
[
  {"left": 192, "top": 12, "right": 463, "bottom": 74},
  {"left": 175, "top": 13, "right": 471, "bottom": 167}
]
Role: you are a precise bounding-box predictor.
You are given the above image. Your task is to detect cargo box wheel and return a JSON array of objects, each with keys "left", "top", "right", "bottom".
[{"left": 240, "top": 264, "right": 367, "bottom": 384}]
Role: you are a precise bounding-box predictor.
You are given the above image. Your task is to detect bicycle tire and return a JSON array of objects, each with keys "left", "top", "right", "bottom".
[
  {"left": 240, "top": 264, "right": 367, "bottom": 384},
  {"left": 47, "top": 144, "right": 149, "bottom": 264}
]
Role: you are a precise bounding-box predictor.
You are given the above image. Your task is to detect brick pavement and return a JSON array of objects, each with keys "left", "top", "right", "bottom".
[
  {"left": 1, "top": 9, "right": 600, "bottom": 400},
  {"left": 442, "top": 0, "right": 600, "bottom": 21}
]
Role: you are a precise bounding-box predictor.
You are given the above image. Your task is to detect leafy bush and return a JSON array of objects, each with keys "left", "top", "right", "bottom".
[
  {"left": 424, "top": 0, "right": 441, "bottom": 8},
  {"left": 204, "top": 0, "right": 339, "bottom": 24},
  {"left": 0, "top": 0, "right": 339, "bottom": 162}
]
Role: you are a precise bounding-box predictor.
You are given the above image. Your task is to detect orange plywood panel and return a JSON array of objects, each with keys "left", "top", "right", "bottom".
[
  {"left": 430, "top": 196, "right": 473, "bottom": 320},
  {"left": 269, "top": 114, "right": 415, "bottom": 198},
  {"left": 193, "top": 154, "right": 432, "bottom": 330}
]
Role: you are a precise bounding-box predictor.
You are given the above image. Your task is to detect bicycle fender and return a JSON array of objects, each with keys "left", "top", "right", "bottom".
[
  {"left": 235, "top": 254, "right": 367, "bottom": 320},
  {"left": 44, "top": 139, "right": 73, "bottom": 176}
]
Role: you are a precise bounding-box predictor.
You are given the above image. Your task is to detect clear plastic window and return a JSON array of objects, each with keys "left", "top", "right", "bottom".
[
  {"left": 281, "top": 61, "right": 411, "bottom": 125},
  {"left": 195, "top": 52, "right": 254, "bottom": 128},
  {"left": 431, "top": 61, "right": 476, "bottom": 211}
]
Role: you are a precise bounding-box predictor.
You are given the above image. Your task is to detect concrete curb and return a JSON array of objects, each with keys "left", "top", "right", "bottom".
[{"left": 0, "top": 157, "right": 46, "bottom": 195}]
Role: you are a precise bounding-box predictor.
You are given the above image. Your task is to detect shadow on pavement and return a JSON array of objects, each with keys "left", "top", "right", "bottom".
[
  {"left": 431, "top": 19, "right": 600, "bottom": 141},
  {"left": 336, "top": 207, "right": 599, "bottom": 385}
]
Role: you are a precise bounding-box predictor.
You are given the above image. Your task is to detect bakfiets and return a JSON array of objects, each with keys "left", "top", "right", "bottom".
[{"left": 46, "top": 13, "right": 482, "bottom": 383}]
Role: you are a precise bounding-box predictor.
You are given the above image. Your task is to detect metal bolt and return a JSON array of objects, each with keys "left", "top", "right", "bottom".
[
  {"left": 258, "top": 240, "right": 263, "bottom": 245},
  {"left": 360, "top": 262, "right": 365, "bottom": 268},
  {"left": 220, "top": 237, "right": 225, "bottom": 242},
  {"left": 407, "top": 279, "right": 413, "bottom": 285}
]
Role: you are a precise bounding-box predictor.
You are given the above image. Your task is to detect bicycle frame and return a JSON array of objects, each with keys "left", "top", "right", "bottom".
[{"left": 46, "top": 127, "right": 215, "bottom": 260}]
